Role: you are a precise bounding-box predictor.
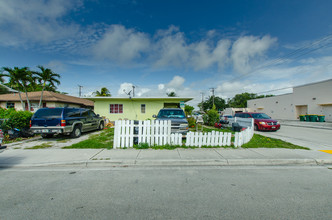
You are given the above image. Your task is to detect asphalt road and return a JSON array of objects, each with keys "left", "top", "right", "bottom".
[
  {"left": 1, "top": 166, "right": 332, "bottom": 220},
  {"left": 255, "top": 125, "right": 332, "bottom": 150}
]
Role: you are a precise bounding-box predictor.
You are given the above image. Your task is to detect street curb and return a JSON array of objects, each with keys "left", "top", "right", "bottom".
[
  {"left": 281, "top": 124, "right": 332, "bottom": 130},
  {"left": 1, "top": 158, "right": 332, "bottom": 168}
]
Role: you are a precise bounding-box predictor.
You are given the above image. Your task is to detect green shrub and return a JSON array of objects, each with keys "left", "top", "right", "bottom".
[
  {"left": 206, "top": 105, "right": 219, "bottom": 126},
  {"left": 187, "top": 117, "right": 196, "bottom": 128},
  {"left": 0, "top": 108, "right": 33, "bottom": 132},
  {"left": 203, "top": 114, "right": 209, "bottom": 125}
]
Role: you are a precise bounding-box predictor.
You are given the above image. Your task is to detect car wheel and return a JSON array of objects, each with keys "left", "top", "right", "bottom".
[
  {"left": 41, "top": 134, "right": 54, "bottom": 138},
  {"left": 71, "top": 125, "right": 81, "bottom": 138},
  {"left": 254, "top": 124, "right": 259, "bottom": 131},
  {"left": 98, "top": 122, "right": 104, "bottom": 130}
]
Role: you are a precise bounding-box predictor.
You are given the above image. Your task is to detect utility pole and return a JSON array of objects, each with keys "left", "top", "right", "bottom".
[
  {"left": 78, "top": 85, "right": 83, "bottom": 97},
  {"left": 132, "top": 85, "right": 135, "bottom": 97},
  {"left": 210, "top": 87, "right": 215, "bottom": 107},
  {"left": 200, "top": 92, "right": 204, "bottom": 111}
]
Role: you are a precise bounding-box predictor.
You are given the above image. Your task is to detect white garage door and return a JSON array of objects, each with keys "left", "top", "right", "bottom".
[{"left": 322, "top": 105, "right": 332, "bottom": 122}]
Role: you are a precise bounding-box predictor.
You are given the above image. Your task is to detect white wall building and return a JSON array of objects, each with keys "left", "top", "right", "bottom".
[{"left": 248, "top": 79, "right": 332, "bottom": 122}]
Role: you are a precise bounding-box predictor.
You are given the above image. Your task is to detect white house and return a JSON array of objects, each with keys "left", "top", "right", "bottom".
[{"left": 247, "top": 79, "right": 332, "bottom": 122}]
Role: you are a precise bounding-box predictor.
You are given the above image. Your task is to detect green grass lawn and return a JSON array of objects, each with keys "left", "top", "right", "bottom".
[
  {"left": 242, "top": 134, "right": 310, "bottom": 150},
  {"left": 63, "top": 128, "right": 114, "bottom": 149},
  {"left": 61, "top": 127, "right": 308, "bottom": 150},
  {"left": 26, "top": 142, "right": 53, "bottom": 149}
]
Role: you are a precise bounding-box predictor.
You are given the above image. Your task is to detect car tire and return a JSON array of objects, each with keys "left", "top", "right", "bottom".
[
  {"left": 41, "top": 134, "right": 54, "bottom": 138},
  {"left": 71, "top": 125, "right": 81, "bottom": 138},
  {"left": 254, "top": 124, "right": 259, "bottom": 131},
  {"left": 98, "top": 122, "right": 104, "bottom": 130}
]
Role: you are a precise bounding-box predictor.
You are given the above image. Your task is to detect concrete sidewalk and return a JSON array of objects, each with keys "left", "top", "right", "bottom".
[
  {"left": 1, "top": 148, "right": 332, "bottom": 168},
  {"left": 279, "top": 119, "right": 332, "bottom": 130}
]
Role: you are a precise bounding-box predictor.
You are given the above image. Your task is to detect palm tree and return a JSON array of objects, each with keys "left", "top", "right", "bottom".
[
  {"left": 167, "top": 91, "right": 177, "bottom": 97},
  {"left": 0, "top": 68, "right": 5, "bottom": 83},
  {"left": 2, "top": 67, "right": 34, "bottom": 110},
  {"left": 34, "top": 65, "right": 61, "bottom": 108},
  {"left": 94, "top": 87, "right": 111, "bottom": 97}
]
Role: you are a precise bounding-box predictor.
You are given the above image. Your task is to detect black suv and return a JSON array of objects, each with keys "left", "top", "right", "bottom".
[{"left": 30, "top": 107, "right": 104, "bottom": 138}]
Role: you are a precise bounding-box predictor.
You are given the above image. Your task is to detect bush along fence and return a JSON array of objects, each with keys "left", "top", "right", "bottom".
[{"left": 113, "top": 118, "right": 254, "bottom": 149}]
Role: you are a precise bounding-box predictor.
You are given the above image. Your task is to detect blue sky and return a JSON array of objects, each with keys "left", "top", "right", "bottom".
[{"left": 1, "top": 0, "right": 332, "bottom": 107}]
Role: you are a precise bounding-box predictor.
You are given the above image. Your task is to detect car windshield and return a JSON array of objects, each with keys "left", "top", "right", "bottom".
[
  {"left": 158, "top": 110, "right": 186, "bottom": 118},
  {"left": 251, "top": 113, "right": 270, "bottom": 119},
  {"left": 33, "top": 108, "right": 63, "bottom": 119}
]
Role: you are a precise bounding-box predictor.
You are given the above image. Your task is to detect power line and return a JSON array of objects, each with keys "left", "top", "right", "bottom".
[{"left": 229, "top": 33, "right": 332, "bottom": 83}]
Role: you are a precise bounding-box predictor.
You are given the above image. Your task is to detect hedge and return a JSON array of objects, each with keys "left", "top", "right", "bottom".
[{"left": 0, "top": 108, "right": 33, "bottom": 132}]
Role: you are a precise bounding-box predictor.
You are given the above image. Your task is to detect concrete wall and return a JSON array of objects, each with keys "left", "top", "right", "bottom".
[
  {"left": 247, "top": 79, "right": 332, "bottom": 121},
  {"left": 248, "top": 93, "right": 295, "bottom": 120},
  {"left": 94, "top": 99, "right": 165, "bottom": 121}
]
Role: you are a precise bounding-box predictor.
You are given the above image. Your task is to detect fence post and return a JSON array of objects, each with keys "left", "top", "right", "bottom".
[
  {"left": 151, "top": 120, "right": 155, "bottom": 146},
  {"left": 218, "top": 132, "right": 223, "bottom": 146},
  {"left": 234, "top": 132, "right": 239, "bottom": 148},
  {"left": 226, "top": 132, "right": 231, "bottom": 146},
  {"left": 113, "top": 120, "right": 118, "bottom": 149}
]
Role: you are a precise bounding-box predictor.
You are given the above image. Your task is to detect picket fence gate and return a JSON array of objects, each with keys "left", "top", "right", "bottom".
[{"left": 113, "top": 119, "right": 254, "bottom": 149}]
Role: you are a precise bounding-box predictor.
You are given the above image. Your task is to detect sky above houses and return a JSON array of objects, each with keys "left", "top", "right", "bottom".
[{"left": 1, "top": 0, "right": 332, "bottom": 107}]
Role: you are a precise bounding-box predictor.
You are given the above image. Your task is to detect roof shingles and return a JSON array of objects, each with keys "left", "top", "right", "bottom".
[{"left": 0, "top": 91, "right": 93, "bottom": 107}]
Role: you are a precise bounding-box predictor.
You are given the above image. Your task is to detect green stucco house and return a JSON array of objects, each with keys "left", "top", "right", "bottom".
[{"left": 87, "top": 97, "right": 193, "bottom": 121}]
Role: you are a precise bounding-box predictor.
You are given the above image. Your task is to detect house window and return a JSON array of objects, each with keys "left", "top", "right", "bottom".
[
  {"left": 141, "top": 104, "right": 146, "bottom": 113},
  {"left": 6, "top": 102, "right": 15, "bottom": 109},
  {"left": 110, "top": 104, "right": 123, "bottom": 114}
]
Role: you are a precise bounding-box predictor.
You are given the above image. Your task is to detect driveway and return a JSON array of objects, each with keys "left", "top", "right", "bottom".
[
  {"left": 5, "top": 130, "right": 103, "bottom": 149},
  {"left": 255, "top": 125, "right": 332, "bottom": 150}
]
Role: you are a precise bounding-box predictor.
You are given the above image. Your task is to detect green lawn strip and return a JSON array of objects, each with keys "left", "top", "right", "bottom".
[
  {"left": 26, "top": 142, "right": 53, "bottom": 149},
  {"left": 60, "top": 127, "right": 308, "bottom": 150},
  {"left": 242, "top": 134, "right": 310, "bottom": 150},
  {"left": 63, "top": 128, "right": 114, "bottom": 149}
]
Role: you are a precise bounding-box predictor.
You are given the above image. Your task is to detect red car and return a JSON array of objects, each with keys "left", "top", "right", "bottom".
[{"left": 234, "top": 112, "right": 280, "bottom": 131}]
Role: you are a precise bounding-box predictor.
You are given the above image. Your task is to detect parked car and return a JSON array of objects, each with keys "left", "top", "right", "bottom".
[
  {"left": 153, "top": 108, "right": 189, "bottom": 135},
  {"left": 234, "top": 112, "right": 280, "bottom": 131},
  {"left": 30, "top": 107, "right": 104, "bottom": 138}
]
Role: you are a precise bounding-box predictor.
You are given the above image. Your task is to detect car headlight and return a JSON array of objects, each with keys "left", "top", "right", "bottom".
[
  {"left": 276, "top": 121, "right": 280, "bottom": 125},
  {"left": 259, "top": 122, "right": 266, "bottom": 125}
]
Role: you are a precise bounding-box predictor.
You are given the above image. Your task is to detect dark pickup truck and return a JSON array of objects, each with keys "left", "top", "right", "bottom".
[
  {"left": 30, "top": 107, "right": 104, "bottom": 138},
  {"left": 153, "top": 108, "right": 189, "bottom": 135}
]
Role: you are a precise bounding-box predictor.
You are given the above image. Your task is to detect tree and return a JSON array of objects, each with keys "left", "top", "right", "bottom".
[
  {"left": 167, "top": 91, "right": 177, "bottom": 97},
  {"left": 34, "top": 65, "right": 61, "bottom": 108},
  {"left": 94, "top": 87, "right": 111, "bottom": 97},
  {"left": 0, "top": 69, "right": 5, "bottom": 83},
  {"left": 228, "top": 93, "right": 275, "bottom": 108},
  {"left": 184, "top": 104, "right": 194, "bottom": 116},
  {"left": 198, "top": 96, "right": 227, "bottom": 112},
  {"left": 206, "top": 105, "right": 219, "bottom": 126},
  {"left": 3, "top": 67, "right": 34, "bottom": 110}
]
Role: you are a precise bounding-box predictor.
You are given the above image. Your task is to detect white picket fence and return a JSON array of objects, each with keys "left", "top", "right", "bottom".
[
  {"left": 228, "top": 117, "right": 254, "bottom": 128},
  {"left": 113, "top": 119, "right": 255, "bottom": 148},
  {"left": 186, "top": 131, "right": 232, "bottom": 147},
  {"left": 113, "top": 120, "right": 182, "bottom": 149}
]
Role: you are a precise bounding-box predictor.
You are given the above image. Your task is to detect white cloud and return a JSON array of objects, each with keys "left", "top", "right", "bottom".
[
  {"left": 231, "top": 35, "right": 277, "bottom": 74},
  {"left": 92, "top": 25, "right": 150, "bottom": 63},
  {"left": 0, "top": 0, "right": 81, "bottom": 47},
  {"left": 117, "top": 82, "right": 151, "bottom": 97},
  {"left": 153, "top": 26, "right": 189, "bottom": 68},
  {"left": 167, "top": 75, "right": 185, "bottom": 88},
  {"left": 158, "top": 84, "right": 165, "bottom": 90},
  {"left": 189, "top": 39, "right": 231, "bottom": 70}
]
